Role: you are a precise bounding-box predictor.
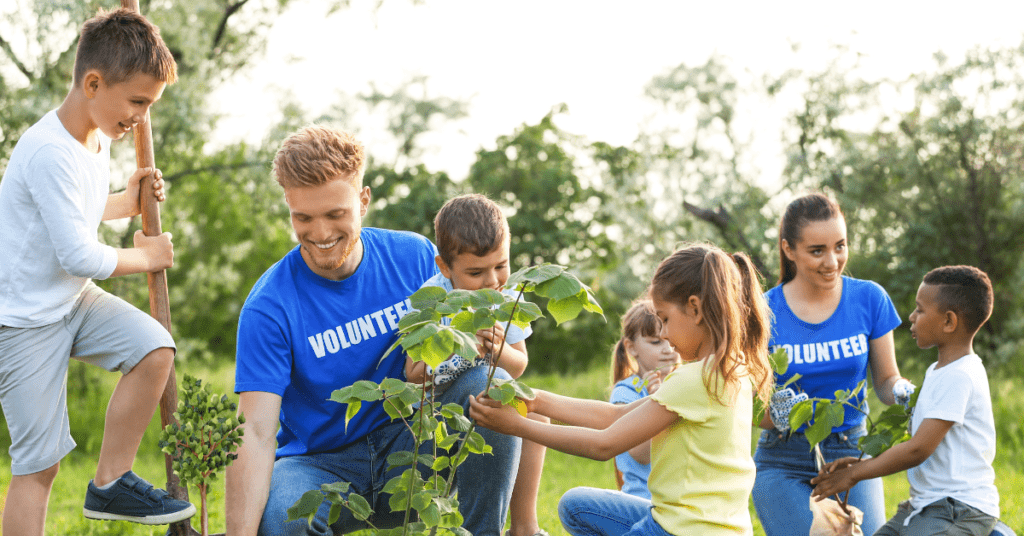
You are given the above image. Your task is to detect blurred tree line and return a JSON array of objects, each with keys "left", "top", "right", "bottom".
[{"left": 2, "top": 0, "right": 1021, "bottom": 386}]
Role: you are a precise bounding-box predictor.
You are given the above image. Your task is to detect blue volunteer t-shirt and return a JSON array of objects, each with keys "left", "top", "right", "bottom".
[
  {"left": 235, "top": 228, "right": 439, "bottom": 457},
  {"left": 766, "top": 276, "right": 901, "bottom": 433}
]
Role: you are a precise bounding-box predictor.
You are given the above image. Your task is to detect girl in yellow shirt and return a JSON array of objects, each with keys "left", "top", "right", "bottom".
[{"left": 471, "top": 243, "right": 775, "bottom": 536}]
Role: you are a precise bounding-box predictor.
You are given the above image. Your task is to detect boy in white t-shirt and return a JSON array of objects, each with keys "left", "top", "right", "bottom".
[
  {"left": 0, "top": 8, "right": 194, "bottom": 532},
  {"left": 811, "top": 265, "right": 999, "bottom": 535}
]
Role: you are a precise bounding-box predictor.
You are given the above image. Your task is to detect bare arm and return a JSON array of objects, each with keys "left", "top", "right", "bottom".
[
  {"left": 810, "top": 418, "right": 953, "bottom": 500},
  {"left": 868, "top": 331, "right": 901, "bottom": 405},
  {"left": 103, "top": 167, "right": 165, "bottom": 221},
  {"left": 471, "top": 395, "right": 676, "bottom": 461},
  {"left": 226, "top": 391, "right": 281, "bottom": 536},
  {"left": 108, "top": 230, "right": 174, "bottom": 277},
  {"left": 405, "top": 357, "right": 430, "bottom": 385},
  {"left": 525, "top": 388, "right": 647, "bottom": 430}
]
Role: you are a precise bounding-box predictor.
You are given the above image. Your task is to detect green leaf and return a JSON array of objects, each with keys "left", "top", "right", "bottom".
[
  {"left": 286, "top": 490, "right": 324, "bottom": 523},
  {"left": 789, "top": 399, "right": 814, "bottom": 430},
  {"left": 804, "top": 416, "right": 832, "bottom": 450},
  {"left": 449, "top": 310, "right": 476, "bottom": 333},
  {"left": 420, "top": 329, "right": 456, "bottom": 368},
  {"left": 465, "top": 431, "right": 489, "bottom": 454},
  {"left": 380, "top": 378, "right": 408, "bottom": 396},
  {"left": 472, "top": 308, "right": 496, "bottom": 332},
  {"left": 345, "top": 401, "right": 362, "bottom": 431},
  {"left": 547, "top": 294, "right": 585, "bottom": 325},
  {"left": 347, "top": 493, "right": 373, "bottom": 521},
  {"left": 411, "top": 490, "right": 432, "bottom": 511},
  {"left": 534, "top": 273, "right": 581, "bottom": 300},
  {"left": 781, "top": 373, "right": 802, "bottom": 389},
  {"left": 769, "top": 347, "right": 790, "bottom": 375},
  {"left": 420, "top": 503, "right": 441, "bottom": 526},
  {"left": 452, "top": 330, "right": 480, "bottom": 360},
  {"left": 410, "top": 286, "right": 447, "bottom": 311},
  {"left": 469, "top": 288, "right": 505, "bottom": 308},
  {"left": 401, "top": 324, "right": 444, "bottom": 351}
]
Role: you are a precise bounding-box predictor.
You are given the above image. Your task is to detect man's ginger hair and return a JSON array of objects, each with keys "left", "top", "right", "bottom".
[
  {"left": 273, "top": 125, "right": 366, "bottom": 189},
  {"left": 74, "top": 8, "right": 177, "bottom": 86}
]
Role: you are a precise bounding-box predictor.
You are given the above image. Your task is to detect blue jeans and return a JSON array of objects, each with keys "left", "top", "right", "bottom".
[
  {"left": 259, "top": 366, "right": 522, "bottom": 536},
  {"left": 752, "top": 423, "right": 885, "bottom": 536},
  {"left": 558, "top": 487, "right": 672, "bottom": 536}
]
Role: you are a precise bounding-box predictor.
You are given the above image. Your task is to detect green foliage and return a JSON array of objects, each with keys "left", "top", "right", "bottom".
[
  {"left": 288, "top": 265, "right": 601, "bottom": 534},
  {"left": 158, "top": 374, "right": 245, "bottom": 535}
]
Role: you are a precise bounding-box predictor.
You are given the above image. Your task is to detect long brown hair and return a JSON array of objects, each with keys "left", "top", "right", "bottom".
[
  {"left": 778, "top": 193, "right": 844, "bottom": 285},
  {"left": 650, "top": 243, "right": 774, "bottom": 405},
  {"left": 610, "top": 300, "right": 663, "bottom": 385}
]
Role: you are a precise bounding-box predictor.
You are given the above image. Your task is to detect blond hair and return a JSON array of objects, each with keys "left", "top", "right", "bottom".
[
  {"left": 74, "top": 8, "right": 177, "bottom": 86},
  {"left": 650, "top": 243, "right": 774, "bottom": 406},
  {"left": 273, "top": 125, "right": 366, "bottom": 189}
]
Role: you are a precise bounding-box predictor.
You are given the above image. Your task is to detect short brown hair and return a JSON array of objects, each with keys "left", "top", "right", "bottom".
[
  {"left": 273, "top": 126, "right": 366, "bottom": 189},
  {"left": 434, "top": 194, "right": 509, "bottom": 267},
  {"left": 922, "top": 265, "right": 993, "bottom": 334},
  {"left": 74, "top": 8, "right": 177, "bottom": 86}
]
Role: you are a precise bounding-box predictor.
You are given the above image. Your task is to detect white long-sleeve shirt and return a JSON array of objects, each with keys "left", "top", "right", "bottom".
[{"left": 0, "top": 110, "right": 118, "bottom": 327}]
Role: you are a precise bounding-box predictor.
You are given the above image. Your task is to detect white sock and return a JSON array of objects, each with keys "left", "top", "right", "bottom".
[{"left": 95, "top": 478, "right": 117, "bottom": 490}]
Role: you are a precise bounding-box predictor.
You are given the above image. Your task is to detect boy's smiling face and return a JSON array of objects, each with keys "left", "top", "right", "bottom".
[
  {"left": 86, "top": 71, "right": 166, "bottom": 141},
  {"left": 909, "top": 282, "right": 948, "bottom": 349},
  {"left": 437, "top": 238, "right": 511, "bottom": 291}
]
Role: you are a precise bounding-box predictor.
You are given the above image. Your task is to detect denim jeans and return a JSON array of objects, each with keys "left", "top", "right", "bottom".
[
  {"left": 752, "top": 423, "right": 885, "bottom": 536},
  {"left": 258, "top": 366, "right": 522, "bottom": 536},
  {"left": 558, "top": 487, "right": 672, "bottom": 536}
]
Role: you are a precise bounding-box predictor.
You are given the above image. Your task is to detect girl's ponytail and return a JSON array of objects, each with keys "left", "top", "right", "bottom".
[
  {"left": 731, "top": 252, "right": 774, "bottom": 405},
  {"left": 611, "top": 338, "right": 636, "bottom": 385}
]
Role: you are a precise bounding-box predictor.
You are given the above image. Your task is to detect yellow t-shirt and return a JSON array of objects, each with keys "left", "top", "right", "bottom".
[{"left": 648, "top": 359, "right": 754, "bottom": 535}]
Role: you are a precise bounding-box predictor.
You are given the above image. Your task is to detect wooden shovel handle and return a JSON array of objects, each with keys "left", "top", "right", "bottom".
[{"left": 117, "top": 2, "right": 196, "bottom": 535}]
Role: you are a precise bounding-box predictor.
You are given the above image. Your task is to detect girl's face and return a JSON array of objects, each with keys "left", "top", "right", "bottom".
[
  {"left": 784, "top": 216, "right": 848, "bottom": 290},
  {"left": 651, "top": 296, "right": 706, "bottom": 362},
  {"left": 624, "top": 333, "right": 681, "bottom": 376}
]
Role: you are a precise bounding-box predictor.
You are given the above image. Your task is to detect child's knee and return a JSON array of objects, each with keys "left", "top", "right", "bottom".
[{"left": 17, "top": 462, "right": 60, "bottom": 486}]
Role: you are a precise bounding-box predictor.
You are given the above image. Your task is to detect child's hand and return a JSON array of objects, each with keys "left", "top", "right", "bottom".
[
  {"left": 132, "top": 229, "right": 174, "bottom": 271},
  {"left": 475, "top": 323, "right": 507, "bottom": 357},
  {"left": 468, "top": 392, "right": 522, "bottom": 434},
  {"left": 643, "top": 370, "right": 665, "bottom": 395},
  {"left": 809, "top": 458, "right": 861, "bottom": 501},
  {"left": 125, "top": 167, "right": 166, "bottom": 205}
]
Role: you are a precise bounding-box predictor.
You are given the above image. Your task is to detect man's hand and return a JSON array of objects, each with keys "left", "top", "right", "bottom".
[
  {"left": 132, "top": 229, "right": 174, "bottom": 271},
  {"left": 810, "top": 456, "right": 862, "bottom": 501}
]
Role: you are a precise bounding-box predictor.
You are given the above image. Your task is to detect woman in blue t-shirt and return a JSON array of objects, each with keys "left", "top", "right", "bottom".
[
  {"left": 752, "top": 193, "right": 915, "bottom": 535},
  {"left": 608, "top": 300, "right": 681, "bottom": 500}
]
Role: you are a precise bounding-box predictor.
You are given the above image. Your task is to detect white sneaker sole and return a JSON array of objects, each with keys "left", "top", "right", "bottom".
[{"left": 83, "top": 503, "right": 196, "bottom": 525}]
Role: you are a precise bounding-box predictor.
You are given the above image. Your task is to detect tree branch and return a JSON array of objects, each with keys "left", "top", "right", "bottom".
[
  {"left": 210, "top": 0, "right": 250, "bottom": 57},
  {"left": 682, "top": 200, "right": 772, "bottom": 277},
  {"left": 162, "top": 161, "right": 269, "bottom": 183},
  {"left": 0, "top": 32, "right": 34, "bottom": 82}
]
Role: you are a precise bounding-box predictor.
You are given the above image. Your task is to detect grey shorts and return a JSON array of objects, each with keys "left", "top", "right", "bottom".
[
  {"left": 875, "top": 497, "right": 997, "bottom": 536},
  {"left": 0, "top": 282, "right": 175, "bottom": 475}
]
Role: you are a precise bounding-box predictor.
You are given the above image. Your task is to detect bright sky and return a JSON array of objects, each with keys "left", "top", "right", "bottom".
[{"left": 212, "top": 0, "right": 1024, "bottom": 180}]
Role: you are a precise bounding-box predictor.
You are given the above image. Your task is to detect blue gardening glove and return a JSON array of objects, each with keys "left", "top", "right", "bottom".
[
  {"left": 893, "top": 378, "right": 916, "bottom": 409},
  {"left": 769, "top": 388, "right": 809, "bottom": 433}
]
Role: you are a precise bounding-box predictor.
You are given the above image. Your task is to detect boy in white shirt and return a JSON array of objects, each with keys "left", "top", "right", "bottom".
[
  {"left": 811, "top": 265, "right": 999, "bottom": 535},
  {"left": 0, "top": 8, "right": 194, "bottom": 533}
]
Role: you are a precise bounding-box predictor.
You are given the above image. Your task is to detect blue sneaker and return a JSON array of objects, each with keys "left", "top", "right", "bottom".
[{"left": 83, "top": 471, "right": 196, "bottom": 525}]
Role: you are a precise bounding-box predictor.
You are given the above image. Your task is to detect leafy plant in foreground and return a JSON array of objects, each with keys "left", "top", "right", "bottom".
[
  {"left": 763, "top": 348, "right": 919, "bottom": 515},
  {"left": 159, "top": 374, "right": 246, "bottom": 536},
  {"left": 286, "top": 264, "right": 603, "bottom": 535}
]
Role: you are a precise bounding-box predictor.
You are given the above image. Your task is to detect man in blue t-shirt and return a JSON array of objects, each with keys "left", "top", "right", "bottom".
[{"left": 225, "top": 126, "right": 521, "bottom": 536}]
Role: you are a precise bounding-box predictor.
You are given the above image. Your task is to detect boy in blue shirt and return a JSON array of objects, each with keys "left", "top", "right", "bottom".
[
  {"left": 405, "top": 194, "right": 548, "bottom": 536},
  {"left": 0, "top": 7, "right": 194, "bottom": 532},
  {"left": 812, "top": 265, "right": 1000, "bottom": 535}
]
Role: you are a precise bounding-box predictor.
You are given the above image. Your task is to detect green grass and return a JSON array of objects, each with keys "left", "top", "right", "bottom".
[{"left": 1, "top": 361, "right": 1021, "bottom": 535}]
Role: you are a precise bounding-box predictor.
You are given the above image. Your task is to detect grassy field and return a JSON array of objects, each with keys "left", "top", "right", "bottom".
[{"left": 0, "top": 360, "right": 1021, "bottom": 535}]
